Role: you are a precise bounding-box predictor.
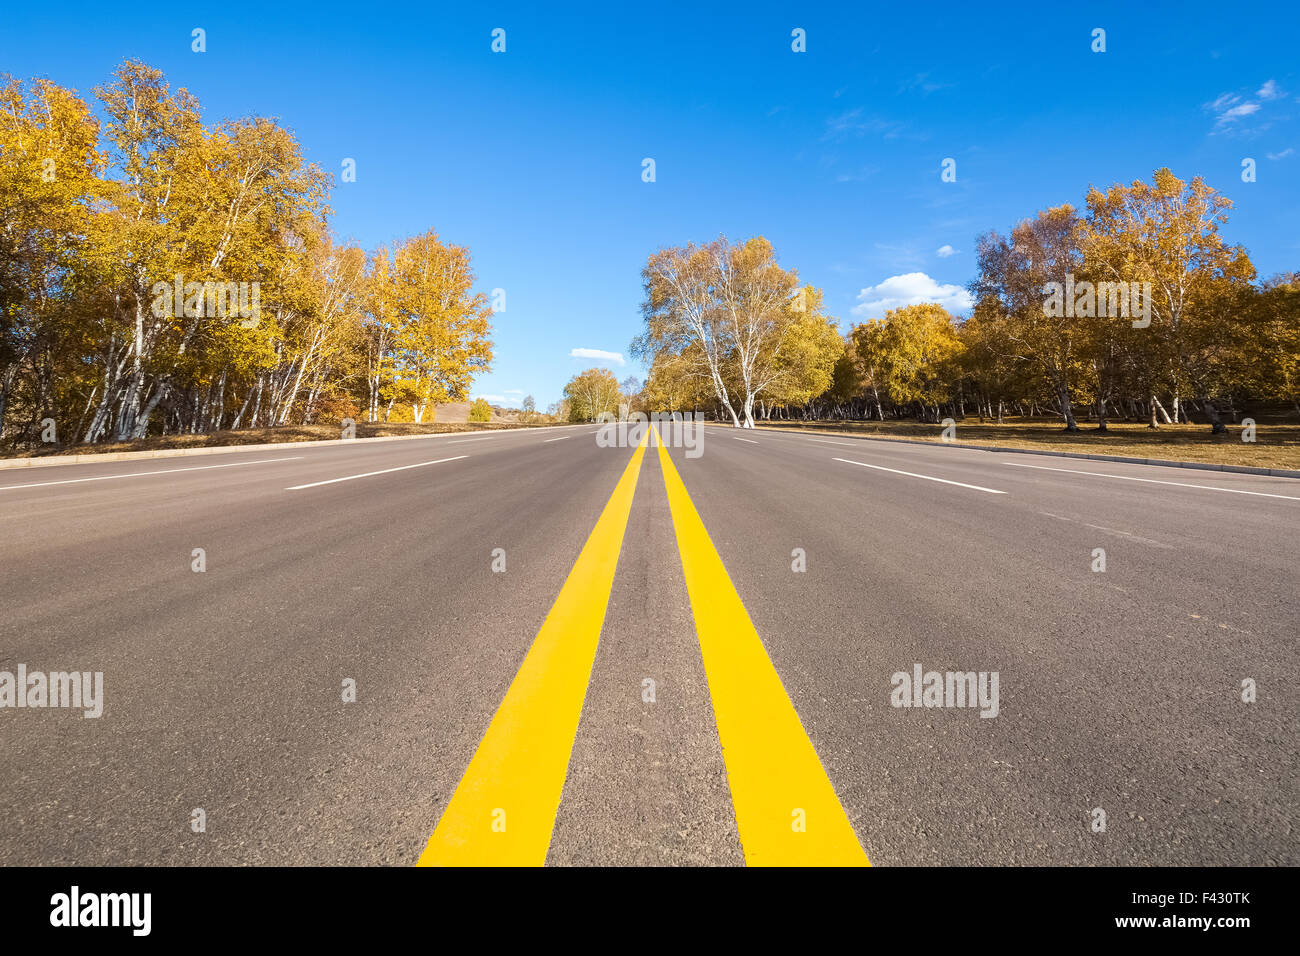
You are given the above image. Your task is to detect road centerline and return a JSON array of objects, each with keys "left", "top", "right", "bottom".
[
  {"left": 417, "top": 430, "right": 650, "bottom": 867},
  {"left": 833, "top": 457, "right": 1007, "bottom": 494},
  {"left": 656, "top": 427, "right": 870, "bottom": 867}
]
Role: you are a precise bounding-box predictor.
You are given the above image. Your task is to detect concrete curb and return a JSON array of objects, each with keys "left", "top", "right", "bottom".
[
  {"left": 0, "top": 423, "right": 583, "bottom": 471},
  {"left": 741, "top": 425, "right": 1300, "bottom": 480}
]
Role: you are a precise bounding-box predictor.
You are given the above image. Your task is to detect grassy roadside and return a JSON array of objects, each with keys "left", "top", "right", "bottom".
[
  {"left": 1, "top": 419, "right": 561, "bottom": 461},
  {"left": 748, "top": 419, "right": 1300, "bottom": 471}
]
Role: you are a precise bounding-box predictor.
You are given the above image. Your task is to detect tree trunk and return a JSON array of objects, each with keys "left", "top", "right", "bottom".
[
  {"left": 1152, "top": 395, "right": 1173, "bottom": 425},
  {"left": 1202, "top": 396, "right": 1226, "bottom": 434},
  {"left": 1058, "top": 384, "right": 1078, "bottom": 431},
  {"left": 741, "top": 392, "right": 756, "bottom": 428}
]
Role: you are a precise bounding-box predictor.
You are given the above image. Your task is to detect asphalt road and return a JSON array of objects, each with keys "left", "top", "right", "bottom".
[{"left": 0, "top": 422, "right": 1295, "bottom": 865}]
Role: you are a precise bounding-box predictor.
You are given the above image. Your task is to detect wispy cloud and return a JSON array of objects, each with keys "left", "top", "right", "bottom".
[
  {"left": 897, "top": 73, "right": 954, "bottom": 96},
  {"left": 936, "top": 244, "right": 958, "bottom": 258},
  {"left": 1204, "top": 82, "right": 1285, "bottom": 133},
  {"left": 1207, "top": 92, "right": 1242, "bottom": 113},
  {"left": 824, "top": 108, "right": 903, "bottom": 142},
  {"left": 1257, "top": 79, "right": 1284, "bottom": 100},
  {"left": 1267, "top": 148, "right": 1294, "bottom": 160},
  {"left": 569, "top": 347, "right": 625, "bottom": 366},
  {"left": 852, "top": 272, "right": 973, "bottom": 320},
  {"left": 834, "top": 165, "right": 879, "bottom": 183}
]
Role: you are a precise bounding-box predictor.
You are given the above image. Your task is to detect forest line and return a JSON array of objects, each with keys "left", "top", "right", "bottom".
[
  {"left": 1, "top": 61, "right": 494, "bottom": 450},
  {"left": 562, "top": 169, "right": 1297, "bottom": 433}
]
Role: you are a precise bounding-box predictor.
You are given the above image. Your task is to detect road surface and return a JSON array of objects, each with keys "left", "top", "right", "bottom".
[{"left": 1, "top": 423, "right": 1295, "bottom": 865}]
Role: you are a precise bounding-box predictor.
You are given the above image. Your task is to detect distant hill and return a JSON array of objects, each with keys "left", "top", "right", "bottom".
[
  {"left": 433, "top": 402, "right": 519, "bottom": 424},
  {"left": 433, "top": 401, "right": 471, "bottom": 423}
]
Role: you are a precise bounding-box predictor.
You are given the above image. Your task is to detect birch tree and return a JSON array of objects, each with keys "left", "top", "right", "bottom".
[
  {"left": 1084, "top": 169, "right": 1255, "bottom": 431},
  {"left": 637, "top": 236, "right": 840, "bottom": 427}
]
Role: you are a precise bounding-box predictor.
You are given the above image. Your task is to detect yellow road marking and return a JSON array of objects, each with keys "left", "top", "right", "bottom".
[
  {"left": 417, "top": 429, "right": 649, "bottom": 866},
  {"left": 655, "top": 427, "right": 870, "bottom": 866}
]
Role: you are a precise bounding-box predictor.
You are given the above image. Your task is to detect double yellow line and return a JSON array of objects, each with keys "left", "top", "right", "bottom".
[
  {"left": 417, "top": 426, "right": 868, "bottom": 867},
  {"left": 417, "top": 430, "right": 648, "bottom": 866}
]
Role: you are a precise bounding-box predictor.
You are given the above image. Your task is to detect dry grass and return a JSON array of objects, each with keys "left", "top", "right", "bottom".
[
  {"left": 7, "top": 419, "right": 557, "bottom": 460},
  {"left": 752, "top": 419, "right": 1300, "bottom": 471}
]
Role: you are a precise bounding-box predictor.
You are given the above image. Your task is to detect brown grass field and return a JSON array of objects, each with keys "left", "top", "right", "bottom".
[{"left": 750, "top": 419, "right": 1300, "bottom": 471}]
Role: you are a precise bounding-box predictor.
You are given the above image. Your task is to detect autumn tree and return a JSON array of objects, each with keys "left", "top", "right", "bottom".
[
  {"left": 563, "top": 367, "right": 622, "bottom": 421},
  {"left": 0, "top": 74, "right": 108, "bottom": 443},
  {"left": 855, "top": 305, "right": 964, "bottom": 422},
  {"left": 971, "top": 205, "right": 1090, "bottom": 430},
  {"left": 366, "top": 231, "right": 494, "bottom": 424},
  {"left": 636, "top": 236, "right": 841, "bottom": 426},
  {"left": 956, "top": 309, "right": 1030, "bottom": 423},
  {"left": 820, "top": 335, "right": 865, "bottom": 418},
  {"left": 639, "top": 344, "right": 710, "bottom": 414},
  {"left": 1227, "top": 274, "right": 1299, "bottom": 414},
  {"left": 1084, "top": 168, "right": 1255, "bottom": 431}
]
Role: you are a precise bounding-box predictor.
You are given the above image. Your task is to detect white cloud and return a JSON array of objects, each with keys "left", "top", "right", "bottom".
[
  {"left": 1204, "top": 89, "right": 1268, "bottom": 131},
  {"left": 936, "top": 244, "right": 957, "bottom": 258},
  {"left": 852, "top": 272, "right": 973, "bottom": 319},
  {"left": 1222, "top": 102, "right": 1261, "bottom": 120},
  {"left": 1267, "top": 148, "right": 1294, "bottom": 160},
  {"left": 569, "top": 347, "right": 625, "bottom": 366}
]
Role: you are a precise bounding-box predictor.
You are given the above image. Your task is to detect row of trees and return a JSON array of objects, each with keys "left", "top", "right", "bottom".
[
  {"left": 630, "top": 171, "right": 1299, "bottom": 432},
  {"left": 0, "top": 61, "right": 493, "bottom": 448}
]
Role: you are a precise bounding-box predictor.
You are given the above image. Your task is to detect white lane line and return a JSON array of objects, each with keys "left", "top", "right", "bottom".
[
  {"left": 285, "top": 456, "right": 467, "bottom": 491},
  {"left": 1004, "top": 462, "right": 1300, "bottom": 501},
  {"left": 809, "top": 438, "right": 859, "bottom": 447},
  {"left": 543, "top": 436, "right": 571, "bottom": 442},
  {"left": 834, "top": 457, "right": 1007, "bottom": 494},
  {"left": 733, "top": 437, "right": 760, "bottom": 444},
  {"left": 1038, "top": 511, "right": 1174, "bottom": 549},
  {"left": 0, "top": 457, "right": 304, "bottom": 492}
]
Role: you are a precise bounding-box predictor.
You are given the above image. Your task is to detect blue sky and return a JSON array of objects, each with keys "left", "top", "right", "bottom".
[{"left": 4, "top": 1, "right": 1298, "bottom": 407}]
